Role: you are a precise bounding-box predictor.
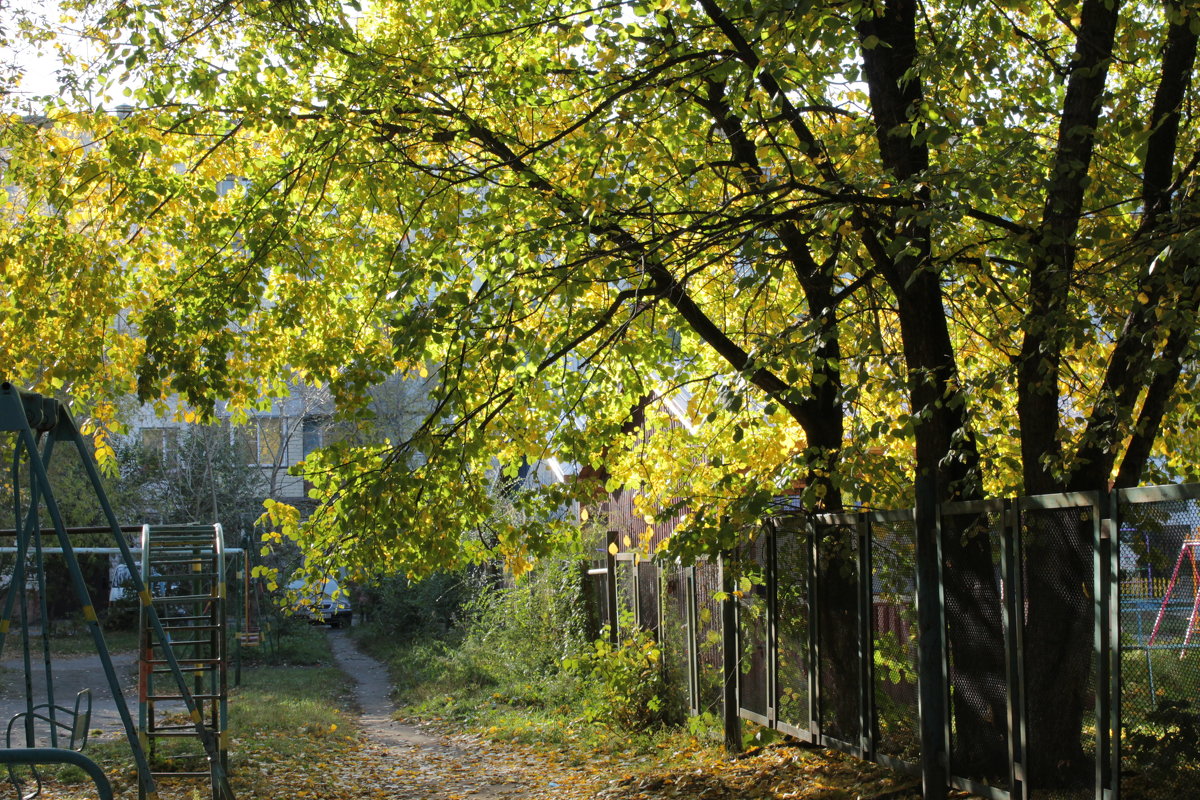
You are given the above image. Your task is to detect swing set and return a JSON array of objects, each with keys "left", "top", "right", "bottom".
[
  {"left": 1147, "top": 532, "right": 1200, "bottom": 655},
  {"left": 0, "top": 383, "right": 237, "bottom": 800}
]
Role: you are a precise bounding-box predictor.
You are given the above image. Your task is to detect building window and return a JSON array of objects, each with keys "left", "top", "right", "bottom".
[
  {"left": 234, "top": 418, "right": 285, "bottom": 465},
  {"left": 302, "top": 416, "right": 326, "bottom": 458},
  {"left": 257, "top": 417, "right": 282, "bottom": 464},
  {"left": 140, "top": 427, "right": 178, "bottom": 463}
]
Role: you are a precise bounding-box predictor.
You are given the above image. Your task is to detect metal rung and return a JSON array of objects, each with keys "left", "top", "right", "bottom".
[
  {"left": 147, "top": 693, "right": 223, "bottom": 701},
  {"left": 144, "top": 658, "right": 222, "bottom": 666},
  {"left": 155, "top": 644, "right": 217, "bottom": 652},
  {"left": 150, "top": 771, "right": 212, "bottom": 778},
  {"left": 154, "top": 576, "right": 218, "bottom": 583},
  {"left": 151, "top": 593, "right": 214, "bottom": 602},
  {"left": 145, "top": 725, "right": 218, "bottom": 734},
  {"left": 161, "top": 624, "right": 221, "bottom": 632}
]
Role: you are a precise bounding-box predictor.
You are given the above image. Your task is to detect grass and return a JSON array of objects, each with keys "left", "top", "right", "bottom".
[
  {"left": 352, "top": 623, "right": 735, "bottom": 764},
  {"left": 235, "top": 615, "right": 335, "bottom": 667},
  {"left": 351, "top": 623, "right": 923, "bottom": 800},
  {"left": 21, "top": 623, "right": 362, "bottom": 800}
]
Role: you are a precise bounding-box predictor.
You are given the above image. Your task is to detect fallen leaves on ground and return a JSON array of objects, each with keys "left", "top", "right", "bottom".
[{"left": 32, "top": 720, "right": 926, "bottom": 800}]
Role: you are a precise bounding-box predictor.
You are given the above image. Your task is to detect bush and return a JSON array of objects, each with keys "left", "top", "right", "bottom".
[
  {"left": 360, "top": 571, "right": 473, "bottom": 640},
  {"left": 357, "top": 558, "right": 593, "bottom": 713},
  {"left": 566, "top": 611, "right": 686, "bottom": 730},
  {"left": 102, "top": 581, "right": 139, "bottom": 631},
  {"left": 458, "top": 560, "right": 590, "bottom": 683},
  {"left": 1126, "top": 699, "right": 1200, "bottom": 771}
]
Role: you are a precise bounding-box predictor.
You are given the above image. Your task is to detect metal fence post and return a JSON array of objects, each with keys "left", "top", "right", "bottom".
[
  {"left": 766, "top": 520, "right": 779, "bottom": 729},
  {"left": 1108, "top": 491, "right": 1121, "bottom": 800},
  {"left": 808, "top": 514, "right": 822, "bottom": 738},
  {"left": 606, "top": 530, "right": 619, "bottom": 644},
  {"left": 1002, "top": 498, "right": 1028, "bottom": 800},
  {"left": 686, "top": 565, "right": 700, "bottom": 717},
  {"left": 1097, "top": 491, "right": 1119, "bottom": 800},
  {"left": 721, "top": 551, "right": 742, "bottom": 753},
  {"left": 915, "top": 474, "right": 948, "bottom": 799},
  {"left": 859, "top": 513, "right": 876, "bottom": 761}
]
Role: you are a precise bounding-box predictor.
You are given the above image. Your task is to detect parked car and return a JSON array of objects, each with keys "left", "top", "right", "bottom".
[{"left": 287, "top": 578, "right": 353, "bottom": 628}]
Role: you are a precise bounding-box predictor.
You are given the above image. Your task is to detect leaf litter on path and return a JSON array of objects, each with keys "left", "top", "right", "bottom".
[{"left": 31, "top": 632, "right": 929, "bottom": 800}]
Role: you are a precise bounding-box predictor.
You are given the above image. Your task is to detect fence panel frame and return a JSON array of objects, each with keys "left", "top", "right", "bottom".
[
  {"left": 867, "top": 507, "right": 921, "bottom": 776},
  {"left": 939, "top": 497, "right": 1020, "bottom": 800},
  {"left": 615, "top": 481, "right": 1200, "bottom": 800},
  {"left": 1017, "top": 490, "right": 1110, "bottom": 800},
  {"left": 810, "top": 511, "right": 867, "bottom": 759},
  {"left": 1112, "top": 482, "right": 1200, "bottom": 800}
]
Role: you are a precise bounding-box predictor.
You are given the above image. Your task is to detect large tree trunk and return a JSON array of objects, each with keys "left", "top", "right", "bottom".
[
  {"left": 1015, "top": 1, "right": 1124, "bottom": 789},
  {"left": 857, "top": 0, "right": 1008, "bottom": 780}
]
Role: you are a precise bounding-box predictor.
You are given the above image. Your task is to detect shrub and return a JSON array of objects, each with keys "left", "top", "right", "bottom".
[
  {"left": 360, "top": 571, "right": 474, "bottom": 640},
  {"left": 566, "top": 611, "right": 686, "bottom": 730},
  {"left": 458, "top": 560, "right": 590, "bottom": 683},
  {"left": 1126, "top": 699, "right": 1200, "bottom": 772}
]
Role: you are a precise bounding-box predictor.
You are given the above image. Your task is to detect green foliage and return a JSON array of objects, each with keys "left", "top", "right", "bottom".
[
  {"left": 4, "top": 0, "right": 1200, "bottom": 586},
  {"left": 359, "top": 571, "right": 472, "bottom": 641},
  {"left": 564, "top": 612, "right": 686, "bottom": 731},
  {"left": 358, "top": 558, "right": 592, "bottom": 713},
  {"left": 459, "top": 562, "right": 592, "bottom": 684},
  {"left": 1126, "top": 700, "right": 1200, "bottom": 772},
  {"left": 873, "top": 631, "right": 917, "bottom": 687}
]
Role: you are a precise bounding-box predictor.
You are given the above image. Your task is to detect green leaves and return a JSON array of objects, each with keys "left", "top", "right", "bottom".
[{"left": 3, "top": 0, "right": 1199, "bottom": 578}]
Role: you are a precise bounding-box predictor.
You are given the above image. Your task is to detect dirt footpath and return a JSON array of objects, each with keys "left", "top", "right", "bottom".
[{"left": 327, "top": 630, "right": 570, "bottom": 799}]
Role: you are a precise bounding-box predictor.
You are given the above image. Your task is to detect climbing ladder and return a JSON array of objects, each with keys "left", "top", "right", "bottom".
[
  {"left": 138, "top": 524, "right": 230, "bottom": 797},
  {"left": 0, "top": 383, "right": 235, "bottom": 800}
]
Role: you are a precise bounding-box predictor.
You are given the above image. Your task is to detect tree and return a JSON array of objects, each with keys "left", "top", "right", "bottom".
[
  {"left": 116, "top": 424, "right": 265, "bottom": 533},
  {"left": 3, "top": 0, "right": 1200, "bottom": 784}
]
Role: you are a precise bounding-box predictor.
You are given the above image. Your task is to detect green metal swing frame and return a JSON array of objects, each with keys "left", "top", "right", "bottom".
[{"left": 0, "top": 383, "right": 236, "bottom": 800}]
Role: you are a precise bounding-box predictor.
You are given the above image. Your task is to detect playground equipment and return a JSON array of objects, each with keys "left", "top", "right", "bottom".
[
  {"left": 233, "top": 537, "right": 264, "bottom": 650},
  {"left": 138, "top": 523, "right": 230, "bottom": 785},
  {"left": 0, "top": 383, "right": 236, "bottom": 800},
  {"left": 1147, "top": 532, "right": 1200, "bottom": 656}
]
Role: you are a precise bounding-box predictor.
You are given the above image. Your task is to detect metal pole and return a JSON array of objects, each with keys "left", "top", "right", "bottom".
[
  {"left": 1108, "top": 492, "right": 1121, "bottom": 800},
  {"left": 605, "top": 530, "right": 618, "bottom": 644},
  {"left": 915, "top": 474, "right": 948, "bottom": 799},
  {"left": 1001, "top": 499, "right": 1028, "bottom": 800},
  {"left": 858, "top": 513, "right": 876, "bottom": 760},
  {"left": 30, "top": 436, "right": 59, "bottom": 748},
  {"left": 721, "top": 551, "right": 742, "bottom": 753},
  {"left": 766, "top": 521, "right": 778, "bottom": 729}
]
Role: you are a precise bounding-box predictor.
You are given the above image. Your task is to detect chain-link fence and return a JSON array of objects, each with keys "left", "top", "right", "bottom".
[
  {"left": 1117, "top": 485, "right": 1200, "bottom": 800},
  {"left": 580, "top": 481, "right": 1200, "bottom": 800},
  {"left": 871, "top": 510, "right": 919, "bottom": 766}
]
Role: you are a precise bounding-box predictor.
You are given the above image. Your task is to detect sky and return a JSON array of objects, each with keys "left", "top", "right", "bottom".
[{"left": 2, "top": 0, "right": 105, "bottom": 111}]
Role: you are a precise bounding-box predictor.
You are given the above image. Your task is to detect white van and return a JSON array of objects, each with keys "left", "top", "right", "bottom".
[{"left": 287, "top": 578, "right": 353, "bottom": 628}]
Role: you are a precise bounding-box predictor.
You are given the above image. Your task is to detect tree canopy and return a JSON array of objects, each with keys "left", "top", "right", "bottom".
[{"left": 1, "top": 0, "right": 1198, "bottom": 577}]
